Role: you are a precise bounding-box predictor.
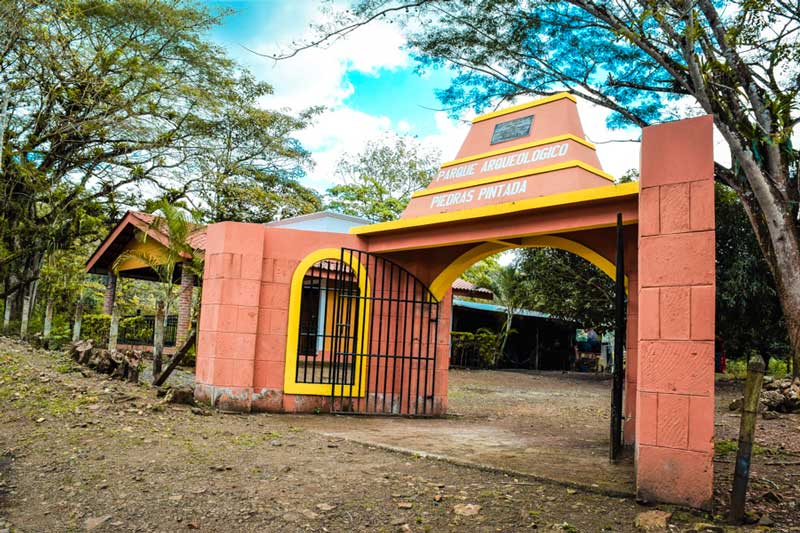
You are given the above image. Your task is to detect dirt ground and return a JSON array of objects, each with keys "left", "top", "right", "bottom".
[
  {"left": 298, "top": 370, "right": 634, "bottom": 494},
  {"left": 1, "top": 338, "right": 798, "bottom": 532}
]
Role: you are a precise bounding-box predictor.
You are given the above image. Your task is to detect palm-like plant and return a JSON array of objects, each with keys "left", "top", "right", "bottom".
[
  {"left": 474, "top": 262, "right": 529, "bottom": 367},
  {"left": 113, "top": 201, "right": 204, "bottom": 378}
]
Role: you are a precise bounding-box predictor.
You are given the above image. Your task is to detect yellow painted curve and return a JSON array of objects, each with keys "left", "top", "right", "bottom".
[
  {"left": 283, "top": 248, "right": 371, "bottom": 396},
  {"left": 428, "top": 235, "right": 627, "bottom": 302}
]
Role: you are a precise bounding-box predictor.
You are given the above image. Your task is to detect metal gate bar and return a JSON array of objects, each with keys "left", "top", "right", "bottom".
[{"left": 330, "top": 248, "right": 440, "bottom": 416}]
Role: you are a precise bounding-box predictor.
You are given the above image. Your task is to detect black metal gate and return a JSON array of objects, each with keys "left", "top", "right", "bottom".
[
  {"left": 610, "top": 212, "right": 627, "bottom": 460},
  {"left": 326, "top": 248, "right": 441, "bottom": 416}
]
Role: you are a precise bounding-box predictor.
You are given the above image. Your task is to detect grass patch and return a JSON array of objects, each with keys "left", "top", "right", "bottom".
[{"left": 715, "top": 438, "right": 768, "bottom": 456}]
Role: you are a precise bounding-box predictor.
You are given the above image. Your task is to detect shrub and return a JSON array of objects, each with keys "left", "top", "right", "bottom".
[
  {"left": 118, "top": 315, "right": 153, "bottom": 344},
  {"left": 81, "top": 314, "right": 111, "bottom": 345},
  {"left": 451, "top": 328, "right": 502, "bottom": 368}
]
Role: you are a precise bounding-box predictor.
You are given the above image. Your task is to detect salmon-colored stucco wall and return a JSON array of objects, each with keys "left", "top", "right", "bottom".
[{"left": 635, "top": 115, "right": 716, "bottom": 509}]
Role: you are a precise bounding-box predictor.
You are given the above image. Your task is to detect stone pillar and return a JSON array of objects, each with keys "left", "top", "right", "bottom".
[
  {"left": 176, "top": 266, "right": 194, "bottom": 347},
  {"left": 103, "top": 273, "right": 117, "bottom": 315},
  {"left": 433, "top": 288, "right": 453, "bottom": 415},
  {"left": 636, "top": 115, "right": 716, "bottom": 509},
  {"left": 194, "top": 222, "right": 265, "bottom": 412}
]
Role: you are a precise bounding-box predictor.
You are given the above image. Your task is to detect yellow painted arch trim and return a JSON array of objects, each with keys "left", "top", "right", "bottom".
[
  {"left": 283, "top": 248, "right": 371, "bottom": 396},
  {"left": 439, "top": 134, "right": 595, "bottom": 169},
  {"left": 428, "top": 235, "right": 628, "bottom": 302},
  {"left": 472, "top": 93, "right": 577, "bottom": 123},
  {"left": 413, "top": 161, "right": 614, "bottom": 200}
]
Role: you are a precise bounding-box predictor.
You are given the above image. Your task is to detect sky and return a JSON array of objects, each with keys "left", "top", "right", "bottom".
[{"left": 205, "top": 1, "right": 689, "bottom": 194}]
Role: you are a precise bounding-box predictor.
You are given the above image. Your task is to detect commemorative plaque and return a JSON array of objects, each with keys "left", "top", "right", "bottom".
[{"left": 490, "top": 115, "right": 533, "bottom": 145}]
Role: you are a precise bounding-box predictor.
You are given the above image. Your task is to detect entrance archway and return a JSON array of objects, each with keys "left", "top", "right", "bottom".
[{"left": 191, "top": 94, "right": 716, "bottom": 509}]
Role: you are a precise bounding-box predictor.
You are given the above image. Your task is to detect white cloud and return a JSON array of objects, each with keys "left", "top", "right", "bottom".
[
  {"left": 215, "top": 2, "right": 413, "bottom": 191},
  {"left": 420, "top": 111, "right": 472, "bottom": 162},
  {"left": 575, "top": 98, "right": 641, "bottom": 179}
]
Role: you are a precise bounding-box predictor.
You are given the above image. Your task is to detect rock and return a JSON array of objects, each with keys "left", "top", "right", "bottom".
[
  {"left": 163, "top": 386, "right": 194, "bottom": 405},
  {"left": 397, "top": 502, "right": 413, "bottom": 509},
  {"left": 453, "top": 503, "right": 481, "bottom": 516},
  {"left": 315, "top": 503, "right": 336, "bottom": 512},
  {"left": 301, "top": 509, "right": 319, "bottom": 520},
  {"left": 762, "top": 490, "right": 783, "bottom": 504},
  {"left": 758, "top": 514, "right": 775, "bottom": 527},
  {"left": 762, "top": 410, "right": 779, "bottom": 420},
  {"left": 761, "top": 390, "right": 784, "bottom": 410},
  {"left": 634, "top": 510, "right": 671, "bottom": 531},
  {"left": 390, "top": 517, "right": 406, "bottom": 525},
  {"left": 399, "top": 525, "right": 412, "bottom": 532},
  {"left": 433, "top": 494, "right": 442, "bottom": 502},
  {"left": 729, "top": 398, "right": 743, "bottom": 411},
  {"left": 85, "top": 514, "right": 112, "bottom": 530}
]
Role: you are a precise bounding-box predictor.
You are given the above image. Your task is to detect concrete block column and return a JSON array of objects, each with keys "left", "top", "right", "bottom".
[
  {"left": 195, "top": 222, "right": 265, "bottom": 411},
  {"left": 102, "top": 273, "right": 117, "bottom": 315},
  {"left": 636, "top": 115, "right": 716, "bottom": 509}
]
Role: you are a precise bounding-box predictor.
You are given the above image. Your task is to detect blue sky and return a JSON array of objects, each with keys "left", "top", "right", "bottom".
[
  {"left": 205, "top": 1, "right": 648, "bottom": 192},
  {"left": 205, "top": 0, "right": 471, "bottom": 191}
]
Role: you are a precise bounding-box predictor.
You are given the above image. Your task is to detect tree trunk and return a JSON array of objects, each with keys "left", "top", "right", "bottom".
[
  {"left": 153, "top": 329, "right": 196, "bottom": 387},
  {"left": 153, "top": 299, "right": 165, "bottom": 377},
  {"left": 19, "top": 283, "right": 31, "bottom": 340},
  {"left": 2, "top": 292, "right": 12, "bottom": 335},
  {"left": 43, "top": 296, "right": 54, "bottom": 342},
  {"left": 72, "top": 295, "right": 84, "bottom": 342}
]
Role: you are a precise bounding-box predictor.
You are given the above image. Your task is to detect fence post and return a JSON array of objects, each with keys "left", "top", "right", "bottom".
[{"left": 730, "top": 353, "right": 766, "bottom": 523}]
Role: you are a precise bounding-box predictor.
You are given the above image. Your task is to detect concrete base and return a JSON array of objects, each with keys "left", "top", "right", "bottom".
[{"left": 194, "top": 383, "right": 446, "bottom": 415}]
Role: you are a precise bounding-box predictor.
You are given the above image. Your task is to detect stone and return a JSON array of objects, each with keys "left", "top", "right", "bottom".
[
  {"left": 453, "top": 503, "right": 481, "bottom": 516},
  {"left": 762, "top": 491, "right": 783, "bottom": 504},
  {"left": 301, "top": 509, "right": 319, "bottom": 520},
  {"left": 315, "top": 503, "right": 336, "bottom": 512},
  {"left": 634, "top": 510, "right": 671, "bottom": 531},
  {"left": 762, "top": 410, "right": 779, "bottom": 420},
  {"left": 758, "top": 514, "right": 775, "bottom": 527},
  {"left": 163, "top": 386, "right": 194, "bottom": 405},
  {"left": 729, "top": 398, "right": 743, "bottom": 411},
  {"left": 85, "top": 515, "right": 112, "bottom": 530},
  {"left": 397, "top": 502, "right": 413, "bottom": 509}
]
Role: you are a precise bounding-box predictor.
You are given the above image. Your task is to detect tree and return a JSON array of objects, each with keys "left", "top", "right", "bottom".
[
  {"left": 326, "top": 135, "right": 441, "bottom": 222},
  {"left": 286, "top": 0, "right": 800, "bottom": 377},
  {"left": 473, "top": 263, "right": 529, "bottom": 364},
  {"left": 461, "top": 256, "right": 501, "bottom": 287},
  {"left": 515, "top": 248, "right": 616, "bottom": 332},
  {"left": 716, "top": 183, "right": 790, "bottom": 367},
  {"left": 0, "top": 0, "right": 317, "bottom": 333},
  {"left": 186, "top": 74, "right": 323, "bottom": 224},
  {"left": 114, "top": 202, "right": 204, "bottom": 378}
]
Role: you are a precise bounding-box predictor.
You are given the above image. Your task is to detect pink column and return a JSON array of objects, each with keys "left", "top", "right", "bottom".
[
  {"left": 636, "top": 115, "right": 716, "bottom": 509},
  {"left": 194, "top": 222, "right": 265, "bottom": 411},
  {"left": 432, "top": 288, "right": 452, "bottom": 415}
]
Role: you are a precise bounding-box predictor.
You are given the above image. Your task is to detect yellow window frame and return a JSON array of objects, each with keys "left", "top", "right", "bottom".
[{"left": 283, "top": 248, "right": 371, "bottom": 396}]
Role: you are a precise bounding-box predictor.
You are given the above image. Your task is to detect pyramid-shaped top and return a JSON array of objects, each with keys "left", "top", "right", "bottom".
[{"left": 401, "top": 93, "right": 613, "bottom": 219}]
